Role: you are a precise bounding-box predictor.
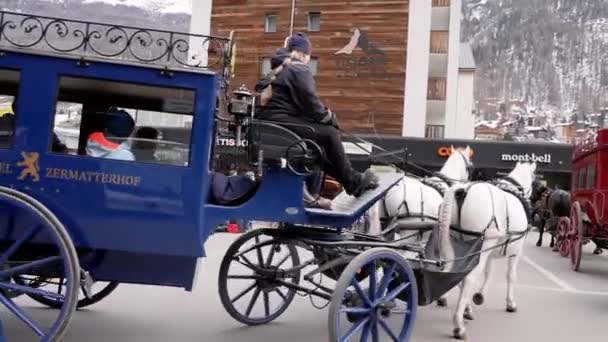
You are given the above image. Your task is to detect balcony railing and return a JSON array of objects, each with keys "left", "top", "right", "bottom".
[
  {"left": 432, "top": 0, "right": 451, "bottom": 7},
  {"left": 425, "top": 125, "right": 445, "bottom": 139}
]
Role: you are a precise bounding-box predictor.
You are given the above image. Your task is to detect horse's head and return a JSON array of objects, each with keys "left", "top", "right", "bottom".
[
  {"left": 530, "top": 179, "right": 548, "bottom": 203},
  {"left": 440, "top": 145, "right": 474, "bottom": 182},
  {"left": 508, "top": 162, "right": 537, "bottom": 198}
]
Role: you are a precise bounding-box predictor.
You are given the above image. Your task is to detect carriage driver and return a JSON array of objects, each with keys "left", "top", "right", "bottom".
[
  {"left": 257, "top": 33, "right": 379, "bottom": 200},
  {"left": 86, "top": 107, "right": 136, "bottom": 161}
]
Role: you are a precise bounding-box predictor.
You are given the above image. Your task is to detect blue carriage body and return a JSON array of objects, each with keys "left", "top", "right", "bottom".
[
  {"left": 0, "top": 49, "right": 219, "bottom": 290},
  {"left": 0, "top": 10, "right": 405, "bottom": 297}
]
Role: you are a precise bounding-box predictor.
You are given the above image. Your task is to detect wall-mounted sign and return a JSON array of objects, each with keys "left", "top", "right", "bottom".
[
  {"left": 501, "top": 153, "right": 552, "bottom": 164},
  {"left": 334, "top": 28, "right": 387, "bottom": 79},
  {"left": 437, "top": 146, "right": 474, "bottom": 158},
  {"left": 216, "top": 137, "right": 248, "bottom": 147}
]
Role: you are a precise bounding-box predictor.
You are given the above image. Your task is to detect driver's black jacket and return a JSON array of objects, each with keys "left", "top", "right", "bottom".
[{"left": 257, "top": 60, "right": 331, "bottom": 124}]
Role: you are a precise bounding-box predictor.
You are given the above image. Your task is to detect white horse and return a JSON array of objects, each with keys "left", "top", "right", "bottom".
[
  {"left": 345, "top": 146, "right": 473, "bottom": 306},
  {"left": 437, "top": 162, "right": 536, "bottom": 340}
]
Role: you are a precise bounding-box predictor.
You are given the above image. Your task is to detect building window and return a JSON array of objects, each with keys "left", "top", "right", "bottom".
[
  {"left": 578, "top": 169, "right": 586, "bottom": 190},
  {"left": 308, "top": 12, "right": 321, "bottom": 31},
  {"left": 432, "top": 0, "right": 450, "bottom": 6},
  {"left": 309, "top": 57, "right": 319, "bottom": 75},
  {"left": 260, "top": 57, "right": 272, "bottom": 76},
  {"left": 587, "top": 164, "right": 595, "bottom": 189},
  {"left": 264, "top": 14, "right": 277, "bottom": 33},
  {"left": 427, "top": 78, "right": 447, "bottom": 100},
  {"left": 430, "top": 31, "right": 449, "bottom": 53},
  {"left": 425, "top": 125, "right": 445, "bottom": 138}
]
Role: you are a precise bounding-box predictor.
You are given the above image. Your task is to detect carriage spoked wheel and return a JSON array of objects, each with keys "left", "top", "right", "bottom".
[
  {"left": 0, "top": 187, "right": 80, "bottom": 341},
  {"left": 570, "top": 202, "right": 583, "bottom": 272},
  {"left": 556, "top": 216, "right": 571, "bottom": 257},
  {"left": 218, "top": 228, "right": 301, "bottom": 325},
  {"left": 328, "top": 248, "right": 418, "bottom": 342},
  {"left": 12, "top": 275, "right": 119, "bottom": 309}
]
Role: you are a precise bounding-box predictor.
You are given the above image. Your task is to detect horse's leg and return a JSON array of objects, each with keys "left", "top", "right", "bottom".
[
  {"left": 506, "top": 254, "right": 520, "bottom": 313},
  {"left": 536, "top": 220, "right": 544, "bottom": 247},
  {"left": 453, "top": 254, "right": 488, "bottom": 340},
  {"left": 437, "top": 294, "right": 448, "bottom": 307},
  {"left": 472, "top": 251, "right": 494, "bottom": 306}
]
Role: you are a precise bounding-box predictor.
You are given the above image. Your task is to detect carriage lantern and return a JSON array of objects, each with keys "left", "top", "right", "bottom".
[{"left": 228, "top": 85, "right": 254, "bottom": 145}]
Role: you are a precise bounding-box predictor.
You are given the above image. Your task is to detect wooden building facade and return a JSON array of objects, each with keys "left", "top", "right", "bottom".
[{"left": 211, "top": 0, "right": 410, "bottom": 135}]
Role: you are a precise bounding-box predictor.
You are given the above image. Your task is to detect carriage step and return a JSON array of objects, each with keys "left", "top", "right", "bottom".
[{"left": 306, "top": 171, "right": 403, "bottom": 219}]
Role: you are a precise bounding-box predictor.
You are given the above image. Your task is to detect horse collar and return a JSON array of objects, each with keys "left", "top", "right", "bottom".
[{"left": 503, "top": 176, "right": 524, "bottom": 192}]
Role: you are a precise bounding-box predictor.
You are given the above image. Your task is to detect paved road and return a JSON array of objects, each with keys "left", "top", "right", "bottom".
[{"left": 3, "top": 231, "right": 608, "bottom": 342}]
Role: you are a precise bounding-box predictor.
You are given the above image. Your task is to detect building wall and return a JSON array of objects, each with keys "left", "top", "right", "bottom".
[
  {"left": 443, "top": 0, "right": 462, "bottom": 138},
  {"left": 189, "top": 0, "right": 213, "bottom": 64},
  {"left": 450, "top": 70, "right": 475, "bottom": 139},
  {"left": 403, "top": 0, "right": 431, "bottom": 137},
  {"left": 210, "top": 0, "right": 409, "bottom": 135}
]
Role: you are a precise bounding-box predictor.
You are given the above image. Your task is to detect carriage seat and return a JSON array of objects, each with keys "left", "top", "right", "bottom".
[{"left": 248, "top": 120, "right": 321, "bottom": 167}]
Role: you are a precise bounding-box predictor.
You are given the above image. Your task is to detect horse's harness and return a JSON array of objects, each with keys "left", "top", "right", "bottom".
[{"left": 452, "top": 176, "right": 532, "bottom": 256}]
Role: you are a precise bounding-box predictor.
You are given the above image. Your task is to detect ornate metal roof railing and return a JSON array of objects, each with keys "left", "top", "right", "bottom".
[{"left": 0, "top": 11, "right": 235, "bottom": 74}]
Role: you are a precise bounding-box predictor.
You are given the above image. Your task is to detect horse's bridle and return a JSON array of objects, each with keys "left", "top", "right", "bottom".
[
  {"left": 457, "top": 149, "right": 474, "bottom": 181},
  {"left": 431, "top": 149, "right": 474, "bottom": 185}
]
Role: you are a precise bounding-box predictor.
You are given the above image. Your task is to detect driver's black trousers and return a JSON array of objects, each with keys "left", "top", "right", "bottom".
[{"left": 270, "top": 116, "right": 362, "bottom": 195}]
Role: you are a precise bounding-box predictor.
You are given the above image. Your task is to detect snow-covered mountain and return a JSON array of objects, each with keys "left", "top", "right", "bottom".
[
  {"left": 1, "top": 0, "right": 191, "bottom": 31},
  {"left": 32, "top": 0, "right": 192, "bottom": 14},
  {"left": 462, "top": 0, "right": 608, "bottom": 115},
  {"left": 81, "top": 0, "right": 191, "bottom": 14}
]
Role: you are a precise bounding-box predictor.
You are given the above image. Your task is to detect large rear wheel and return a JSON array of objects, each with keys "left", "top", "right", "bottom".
[
  {"left": 570, "top": 202, "right": 583, "bottom": 272},
  {"left": 0, "top": 187, "right": 80, "bottom": 341},
  {"left": 12, "top": 276, "right": 119, "bottom": 309},
  {"left": 556, "top": 216, "right": 570, "bottom": 257}
]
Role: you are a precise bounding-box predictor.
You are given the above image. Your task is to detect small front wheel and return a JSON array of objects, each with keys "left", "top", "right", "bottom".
[
  {"left": 328, "top": 248, "right": 418, "bottom": 342},
  {"left": 218, "top": 228, "right": 301, "bottom": 326}
]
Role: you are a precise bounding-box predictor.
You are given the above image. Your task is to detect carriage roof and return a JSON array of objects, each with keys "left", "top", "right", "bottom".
[
  {"left": 0, "top": 10, "right": 234, "bottom": 76},
  {"left": 572, "top": 129, "right": 608, "bottom": 163}
]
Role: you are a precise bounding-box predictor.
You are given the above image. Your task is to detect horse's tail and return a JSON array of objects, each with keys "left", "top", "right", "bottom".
[{"left": 438, "top": 185, "right": 465, "bottom": 270}]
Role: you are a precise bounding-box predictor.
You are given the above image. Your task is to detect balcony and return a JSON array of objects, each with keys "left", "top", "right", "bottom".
[
  {"left": 425, "top": 125, "right": 445, "bottom": 139},
  {"left": 430, "top": 31, "right": 449, "bottom": 54},
  {"left": 427, "top": 78, "right": 447, "bottom": 100},
  {"left": 432, "top": 0, "right": 450, "bottom": 6}
]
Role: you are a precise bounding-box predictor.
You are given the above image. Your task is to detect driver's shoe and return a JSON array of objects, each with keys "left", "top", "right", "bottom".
[{"left": 351, "top": 169, "right": 379, "bottom": 197}]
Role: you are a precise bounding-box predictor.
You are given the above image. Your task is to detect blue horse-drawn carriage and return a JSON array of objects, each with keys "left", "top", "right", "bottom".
[{"left": 0, "top": 11, "right": 482, "bottom": 341}]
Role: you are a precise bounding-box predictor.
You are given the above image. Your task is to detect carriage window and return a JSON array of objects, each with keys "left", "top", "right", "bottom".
[
  {"left": 587, "top": 164, "right": 595, "bottom": 189},
  {"left": 578, "top": 168, "right": 586, "bottom": 190},
  {"left": 0, "top": 69, "right": 21, "bottom": 149},
  {"left": 51, "top": 76, "right": 195, "bottom": 167}
]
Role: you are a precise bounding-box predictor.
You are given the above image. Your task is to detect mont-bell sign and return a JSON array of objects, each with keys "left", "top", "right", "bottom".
[{"left": 501, "top": 153, "right": 552, "bottom": 164}]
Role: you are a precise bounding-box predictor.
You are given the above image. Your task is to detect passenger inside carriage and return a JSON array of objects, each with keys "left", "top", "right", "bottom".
[
  {"left": 256, "top": 33, "right": 379, "bottom": 203},
  {"left": 85, "top": 107, "right": 136, "bottom": 161}
]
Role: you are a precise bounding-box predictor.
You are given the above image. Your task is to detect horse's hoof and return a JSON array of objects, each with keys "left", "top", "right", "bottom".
[
  {"left": 536, "top": 242, "right": 541, "bottom": 247},
  {"left": 506, "top": 305, "right": 518, "bottom": 313},
  {"left": 464, "top": 311, "right": 475, "bottom": 321},
  {"left": 472, "top": 293, "right": 484, "bottom": 306},
  {"left": 453, "top": 328, "right": 467, "bottom": 340},
  {"left": 437, "top": 298, "right": 448, "bottom": 307},
  {"left": 593, "top": 248, "right": 603, "bottom": 255}
]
